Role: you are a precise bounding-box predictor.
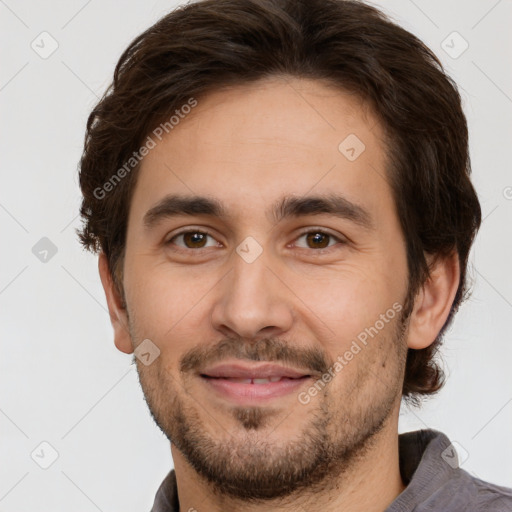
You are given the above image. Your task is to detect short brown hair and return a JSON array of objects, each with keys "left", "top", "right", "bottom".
[{"left": 77, "top": 0, "right": 481, "bottom": 405}]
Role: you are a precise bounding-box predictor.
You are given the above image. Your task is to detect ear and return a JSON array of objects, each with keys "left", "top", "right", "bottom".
[
  {"left": 406, "top": 251, "right": 460, "bottom": 350},
  {"left": 98, "top": 252, "right": 134, "bottom": 354}
]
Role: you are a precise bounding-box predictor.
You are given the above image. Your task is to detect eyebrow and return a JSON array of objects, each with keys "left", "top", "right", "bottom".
[{"left": 143, "top": 193, "right": 374, "bottom": 231}]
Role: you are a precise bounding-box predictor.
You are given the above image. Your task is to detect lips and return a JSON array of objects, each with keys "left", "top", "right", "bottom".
[
  {"left": 199, "top": 361, "right": 312, "bottom": 403},
  {"left": 215, "top": 376, "right": 288, "bottom": 384},
  {"left": 200, "top": 362, "right": 311, "bottom": 380}
]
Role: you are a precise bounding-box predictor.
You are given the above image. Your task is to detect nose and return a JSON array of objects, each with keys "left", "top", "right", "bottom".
[{"left": 210, "top": 249, "right": 294, "bottom": 343}]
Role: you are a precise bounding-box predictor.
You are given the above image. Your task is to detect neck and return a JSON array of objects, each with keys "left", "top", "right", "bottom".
[{"left": 171, "top": 407, "right": 406, "bottom": 512}]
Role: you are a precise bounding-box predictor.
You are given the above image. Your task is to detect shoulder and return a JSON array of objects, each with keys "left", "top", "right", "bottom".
[
  {"left": 426, "top": 466, "right": 512, "bottom": 511},
  {"left": 467, "top": 474, "right": 512, "bottom": 511},
  {"left": 391, "top": 429, "right": 512, "bottom": 511}
]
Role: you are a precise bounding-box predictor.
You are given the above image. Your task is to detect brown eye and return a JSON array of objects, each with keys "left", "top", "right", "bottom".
[
  {"left": 295, "top": 230, "right": 341, "bottom": 250},
  {"left": 167, "top": 231, "right": 217, "bottom": 249},
  {"left": 182, "top": 232, "right": 207, "bottom": 248},
  {"left": 305, "top": 232, "right": 330, "bottom": 249}
]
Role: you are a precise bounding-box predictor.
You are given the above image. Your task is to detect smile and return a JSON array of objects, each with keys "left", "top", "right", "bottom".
[{"left": 198, "top": 361, "right": 313, "bottom": 403}]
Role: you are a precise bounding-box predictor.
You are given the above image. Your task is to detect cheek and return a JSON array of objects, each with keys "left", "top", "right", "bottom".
[
  {"left": 124, "top": 258, "right": 218, "bottom": 353},
  {"left": 305, "top": 264, "right": 405, "bottom": 349}
]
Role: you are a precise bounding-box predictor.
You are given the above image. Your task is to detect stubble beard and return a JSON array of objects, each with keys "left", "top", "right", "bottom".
[{"left": 131, "top": 310, "right": 409, "bottom": 502}]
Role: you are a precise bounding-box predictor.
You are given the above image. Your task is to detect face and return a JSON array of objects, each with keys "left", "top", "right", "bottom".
[{"left": 118, "top": 77, "right": 412, "bottom": 500}]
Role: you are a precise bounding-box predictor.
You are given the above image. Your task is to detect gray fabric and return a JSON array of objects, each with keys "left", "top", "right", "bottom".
[
  {"left": 150, "top": 429, "right": 512, "bottom": 511},
  {"left": 386, "top": 429, "right": 512, "bottom": 511}
]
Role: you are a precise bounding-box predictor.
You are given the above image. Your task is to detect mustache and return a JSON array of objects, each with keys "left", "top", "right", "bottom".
[{"left": 179, "top": 337, "right": 332, "bottom": 376}]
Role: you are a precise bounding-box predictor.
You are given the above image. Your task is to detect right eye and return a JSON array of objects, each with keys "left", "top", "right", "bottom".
[{"left": 166, "top": 230, "right": 221, "bottom": 250}]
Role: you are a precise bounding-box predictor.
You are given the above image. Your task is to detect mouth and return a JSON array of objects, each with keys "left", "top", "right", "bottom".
[
  {"left": 198, "top": 361, "right": 313, "bottom": 403},
  {"left": 204, "top": 376, "right": 306, "bottom": 384}
]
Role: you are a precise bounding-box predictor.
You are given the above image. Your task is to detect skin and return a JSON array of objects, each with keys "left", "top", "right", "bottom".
[{"left": 99, "top": 77, "right": 460, "bottom": 512}]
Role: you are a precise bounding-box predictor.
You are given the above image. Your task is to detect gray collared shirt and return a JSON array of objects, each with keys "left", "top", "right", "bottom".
[{"left": 150, "top": 429, "right": 512, "bottom": 511}]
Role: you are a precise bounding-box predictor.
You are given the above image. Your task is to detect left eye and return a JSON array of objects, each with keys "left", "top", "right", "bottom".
[{"left": 294, "top": 230, "right": 342, "bottom": 250}]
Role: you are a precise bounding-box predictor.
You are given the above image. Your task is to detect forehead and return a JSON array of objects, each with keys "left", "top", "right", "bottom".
[
  {"left": 162, "top": 77, "right": 379, "bottom": 160},
  {"left": 130, "top": 77, "right": 393, "bottom": 226}
]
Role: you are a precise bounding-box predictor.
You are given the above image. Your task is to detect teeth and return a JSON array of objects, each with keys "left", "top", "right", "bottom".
[
  {"left": 225, "top": 377, "right": 284, "bottom": 384},
  {"left": 252, "top": 378, "right": 270, "bottom": 384}
]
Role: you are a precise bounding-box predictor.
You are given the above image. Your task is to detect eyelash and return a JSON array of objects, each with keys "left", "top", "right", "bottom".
[{"left": 165, "top": 228, "right": 346, "bottom": 254}]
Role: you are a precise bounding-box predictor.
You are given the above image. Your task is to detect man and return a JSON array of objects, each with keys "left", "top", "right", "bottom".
[{"left": 77, "top": 0, "right": 512, "bottom": 510}]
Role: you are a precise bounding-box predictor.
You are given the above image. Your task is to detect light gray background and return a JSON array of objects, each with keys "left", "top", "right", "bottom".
[{"left": 1, "top": 0, "right": 511, "bottom": 510}]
